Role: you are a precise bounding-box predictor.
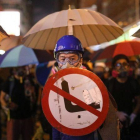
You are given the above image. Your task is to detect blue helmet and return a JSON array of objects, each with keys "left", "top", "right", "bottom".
[{"left": 54, "top": 35, "right": 84, "bottom": 58}]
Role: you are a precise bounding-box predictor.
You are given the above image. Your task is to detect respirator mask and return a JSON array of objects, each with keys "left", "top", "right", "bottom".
[{"left": 112, "top": 62, "right": 129, "bottom": 78}]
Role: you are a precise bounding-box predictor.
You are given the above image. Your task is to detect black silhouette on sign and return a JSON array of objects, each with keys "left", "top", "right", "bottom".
[{"left": 61, "top": 79, "right": 100, "bottom": 113}]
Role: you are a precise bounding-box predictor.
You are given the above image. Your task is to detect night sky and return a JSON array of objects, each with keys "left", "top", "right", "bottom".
[{"left": 33, "top": 0, "right": 62, "bottom": 24}]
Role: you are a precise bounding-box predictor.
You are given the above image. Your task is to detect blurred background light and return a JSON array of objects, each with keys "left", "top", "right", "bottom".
[
  {"left": 0, "top": 50, "right": 5, "bottom": 55},
  {"left": 129, "top": 24, "right": 140, "bottom": 36},
  {"left": 0, "top": 10, "right": 20, "bottom": 36}
]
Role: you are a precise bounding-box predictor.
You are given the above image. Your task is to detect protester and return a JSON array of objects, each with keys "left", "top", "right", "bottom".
[
  {"left": 106, "top": 54, "right": 140, "bottom": 140},
  {"left": 93, "top": 62, "right": 109, "bottom": 84},
  {"left": 128, "top": 56, "right": 140, "bottom": 87},
  {"left": 42, "top": 35, "right": 120, "bottom": 140},
  {"left": 0, "top": 67, "right": 36, "bottom": 140}
]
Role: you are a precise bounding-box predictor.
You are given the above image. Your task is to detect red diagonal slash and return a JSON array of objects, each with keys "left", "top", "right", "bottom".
[{"left": 51, "top": 85, "right": 101, "bottom": 117}]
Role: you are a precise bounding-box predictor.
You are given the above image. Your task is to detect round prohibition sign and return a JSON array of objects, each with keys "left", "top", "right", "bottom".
[{"left": 42, "top": 68, "right": 109, "bottom": 136}]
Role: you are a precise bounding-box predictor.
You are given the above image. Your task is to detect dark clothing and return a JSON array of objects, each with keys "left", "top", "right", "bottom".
[
  {"left": 100, "top": 77, "right": 108, "bottom": 86},
  {"left": 52, "top": 127, "right": 100, "bottom": 140},
  {"left": 106, "top": 77, "right": 140, "bottom": 140},
  {"left": 2, "top": 76, "right": 32, "bottom": 119},
  {"left": 40, "top": 107, "right": 52, "bottom": 139},
  {"left": 0, "top": 77, "right": 4, "bottom": 139},
  {"left": 2, "top": 76, "right": 35, "bottom": 140},
  {"left": 106, "top": 77, "right": 140, "bottom": 115},
  {"left": 7, "top": 118, "right": 33, "bottom": 140}
]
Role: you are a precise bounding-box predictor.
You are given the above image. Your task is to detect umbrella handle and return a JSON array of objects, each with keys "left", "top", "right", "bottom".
[{"left": 68, "top": 25, "right": 73, "bottom": 35}]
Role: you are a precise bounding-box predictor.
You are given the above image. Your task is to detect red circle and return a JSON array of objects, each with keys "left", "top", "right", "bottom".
[{"left": 42, "top": 68, "right": 109, "bottom": 136}]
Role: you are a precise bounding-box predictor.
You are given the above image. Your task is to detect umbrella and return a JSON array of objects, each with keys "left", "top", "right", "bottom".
[
  {"left": 23, "top": 9, "right": 123, "bottom": 50},
  {"left": 0, "top": 45, "right": 54, "bottom": 68},
  {"left": 90, "top": 41, "right": 140, "bottom": 61},
  {"left": 133, "top": 29, "right": 140, "bottom": 38},
  {"left": 0, "top": 25, "right": 9, "bottom": 42},
  {"left": 0, "top": 35, "right": 22, "bottom": 51},
  {"left": 90, "top": 49, "right": 104, "bottom": 61}
]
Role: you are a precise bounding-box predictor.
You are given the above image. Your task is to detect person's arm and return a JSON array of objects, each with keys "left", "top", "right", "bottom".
[
  {"left": 0, "top": 91, "right": 10, "bottom": 115},
  {"left": 129, "top": 79, "right": 140, "bottom": 125},
  {"left": 129, "top": 95, "right": 140, "bottom": 125},
  {"left": 0, "top": 91, "right": 8, "bottom": 107},
  {"left": 132, "top": 79, "right": 140, "bottom": 115},
  {"left": 1, "top": 79, "right": 10, "bottom": 107},
  {"left": 133, "top": 95, "right": 140, "bottom": 114},
  {"left": 1, "top": 90, "right": 18, "bottom": 111}
]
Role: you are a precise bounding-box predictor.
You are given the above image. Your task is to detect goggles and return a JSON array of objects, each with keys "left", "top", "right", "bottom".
[
  {"left": 115, "top": 62, "right": 129, "bottom": 70},
  {"left": 56, "top": 51, "right": 82, "bottom": 65}
]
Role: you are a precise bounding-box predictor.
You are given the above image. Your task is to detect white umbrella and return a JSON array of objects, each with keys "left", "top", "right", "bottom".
[{"left": 23, "top": 9, "right": 123, "bottom": 50}]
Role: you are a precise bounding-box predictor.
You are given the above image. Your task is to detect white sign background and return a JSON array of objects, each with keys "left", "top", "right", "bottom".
[{"left": 49, "top": 74, "right": 103, "bottom": 129}]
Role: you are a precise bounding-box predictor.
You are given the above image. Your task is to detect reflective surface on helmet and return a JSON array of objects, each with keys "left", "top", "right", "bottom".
[{"left": 54, "top": 35, "right": 84, "bottom": 58}]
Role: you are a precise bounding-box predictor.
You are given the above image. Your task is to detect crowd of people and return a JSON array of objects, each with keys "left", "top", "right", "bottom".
[
  {"left": 0, "top": 35, "right": 140, "bottom": 140},
  {"left": 93, "top": 55, "right": 140, "bottom": 140}
]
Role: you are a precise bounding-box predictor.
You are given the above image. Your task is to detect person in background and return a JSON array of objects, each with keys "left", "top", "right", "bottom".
[
  {"left": 129, "top": 56, "right": 139, "bottom": 78},
  {"left": 93, "top": 62, "right": 109, "bottom": 84},
  {"left": 129, "top": 56, "right": 140, "bottom": 86},
  {"left": 106, "top": 54, "right": 140, "bottom": 140},
  {"left": 0, "top": 67, "right": 35, "bottom": 140}
]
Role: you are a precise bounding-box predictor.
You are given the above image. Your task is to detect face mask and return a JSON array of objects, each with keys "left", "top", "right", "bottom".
[
  {"left": 60, "top": 62, "right": 81, "bottom": 69},
  {"left": 95, "top": 72, "right": 104, "bottom": 78},
  {"left": 115, "top": 64, "right": 128, "bottom": 78},
  {"left": 118, "top": 71, "right": 128, "bottom": 78}
]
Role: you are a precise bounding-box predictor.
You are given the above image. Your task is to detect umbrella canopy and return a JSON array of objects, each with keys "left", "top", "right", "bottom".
[
  {"left": 90, "top": 49, "right": 104, "bottom": 61},
  {"left": 0, "top": 26, "right": 9, "bottom": 42},
  {"left": 0, "top": 45, "right": 54, "bottom": 68},
  {"left": 23, "top": 9, "right": 123, "bottom": 50},
  {"left": 0, "top": 35, "right": 22, "bottom": 51},
  {"left": 91, "top": 41, "right": 140, "bottom": 61}
]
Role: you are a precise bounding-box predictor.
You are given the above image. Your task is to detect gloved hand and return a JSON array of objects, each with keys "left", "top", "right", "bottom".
[
  {"left": 116, "top": 111, "right": 128, "bottom": 122},
  {"left": 129, "top": 113, "right": 137, "bottom": 125}
]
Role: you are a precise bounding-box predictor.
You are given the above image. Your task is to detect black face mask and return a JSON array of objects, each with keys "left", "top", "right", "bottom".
[
  {"left": 118, "top": 71, "right": 128, "bottom": 78},
  {"left": 95, "top": 72, "right": 104, "bottom": 78}
]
